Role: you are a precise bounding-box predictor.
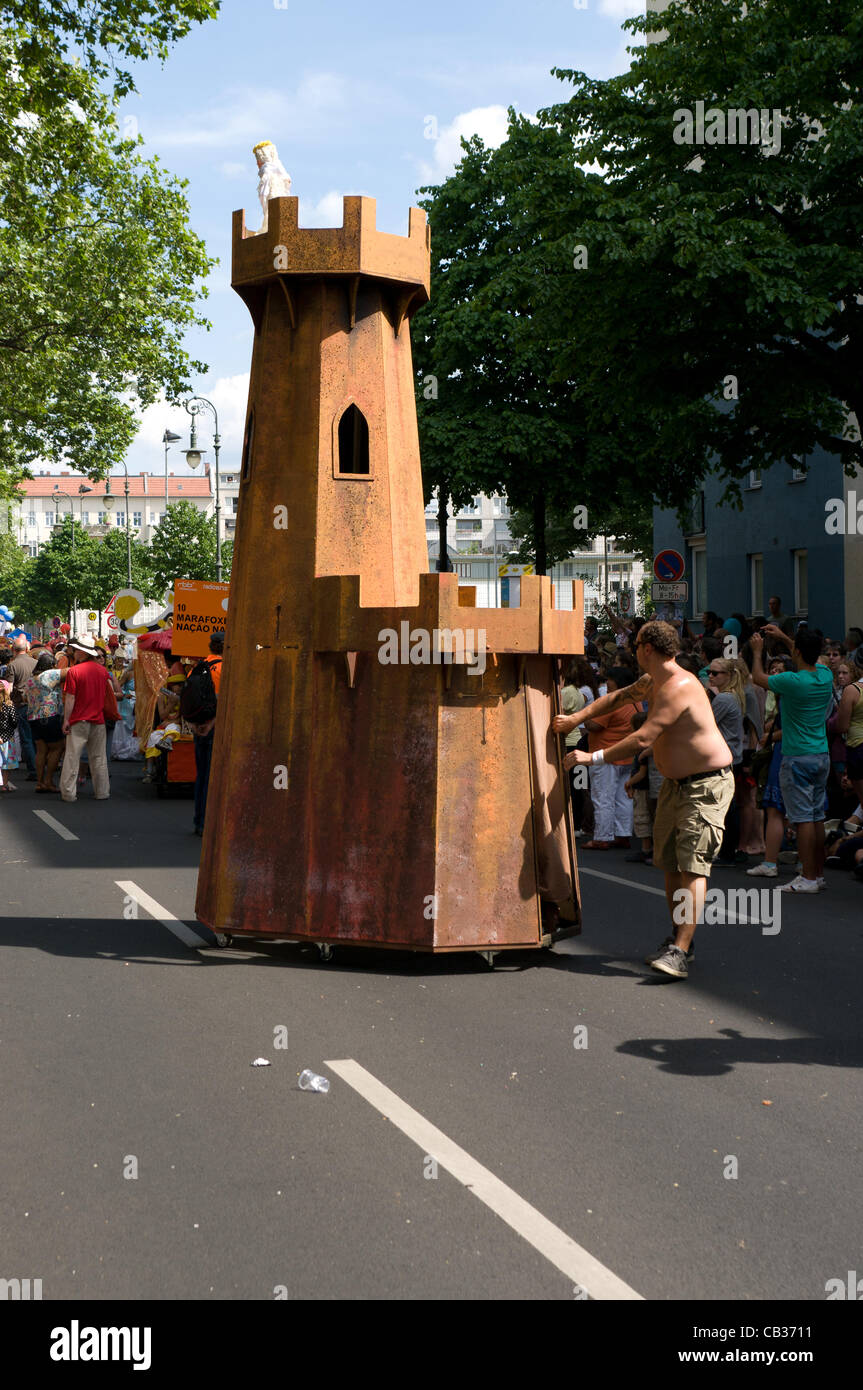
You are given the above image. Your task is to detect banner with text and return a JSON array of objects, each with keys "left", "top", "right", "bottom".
[{"left": 171, "top": 579, "right": 230, "bottom": 659}]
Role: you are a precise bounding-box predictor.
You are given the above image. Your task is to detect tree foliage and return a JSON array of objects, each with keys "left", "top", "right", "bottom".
[
  {"left": 414, "top": 125, "right": 656, "bottom": 572},
  {"left": 87, "top": 527, "right": 154, "bottom": 609},
  {"left": 148, "top": 500, "right": 227, "bottom": 593},
  {"left": 14, "top": 518, "right": 98, "bottom": 620},
  {"left": 0, "top": 528, "right": 29, "bottom": 612},
  {"left": 0, "top": 2, "right": 218, "bottom": 486},
  {"left": 414, "top": 0, "right": 863, "bottom": 569},
  {"left": 537, "top": 0, "right": 863, "bottom": 501}
]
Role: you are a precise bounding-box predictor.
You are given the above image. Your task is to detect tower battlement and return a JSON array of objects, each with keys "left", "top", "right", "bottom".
[{"left": 232, "top": 196, "right": 430, "bottom": 299}]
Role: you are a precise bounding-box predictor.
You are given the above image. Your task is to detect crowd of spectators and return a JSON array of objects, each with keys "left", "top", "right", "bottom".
[{"left": 564, "top": 597, "right": 863, "bottom": 890}]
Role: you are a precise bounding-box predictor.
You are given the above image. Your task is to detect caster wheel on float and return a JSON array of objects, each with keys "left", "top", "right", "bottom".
[
  {"left": 478, "top": 951, "right": 498, "bottom": 970},
  {"left": 317, "top": 943, "right": 334, "bottom": 963},
  {"left": 213, "top": 933, "right": 231, "bottom": 948}
]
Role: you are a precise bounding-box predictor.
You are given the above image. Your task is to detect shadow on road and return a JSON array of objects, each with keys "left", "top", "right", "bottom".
[{"left": 617, "top": 1028, "right": 863, "bottom": 1077}]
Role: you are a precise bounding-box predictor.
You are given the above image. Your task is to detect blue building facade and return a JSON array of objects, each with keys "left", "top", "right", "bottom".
[{"left": 653, "top": 447, "right": 861, "bottom": 639}]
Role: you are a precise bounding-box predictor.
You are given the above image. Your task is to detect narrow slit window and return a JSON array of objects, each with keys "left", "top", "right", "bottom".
[
  {"left": 338, "top": 404, "right": 369, "bottom": 475},
  {"left": 241, "top": 409, "right": 255, "bottom": 483}
]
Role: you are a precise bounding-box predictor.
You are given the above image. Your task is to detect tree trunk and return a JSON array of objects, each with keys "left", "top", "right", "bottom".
[
  {"left": 435, "top": 482, "right": 452, "bottom": 573},
  {"left": 533, "top": 490, "right": 547, "bottom": 576}
]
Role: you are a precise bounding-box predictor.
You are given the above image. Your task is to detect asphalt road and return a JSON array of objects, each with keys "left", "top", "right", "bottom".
[{"left": 2, "top": 761, "right": 862, "bottom": 1302}]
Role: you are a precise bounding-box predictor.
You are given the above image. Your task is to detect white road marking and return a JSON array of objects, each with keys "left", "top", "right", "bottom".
[
  {"left": 578, "top": 865, "right": 666, "bottom": 899},
  {"left": 325, "top": 1058, "right": 643, "bottom": 1301},
  {"left": 578, "top": 864, "right": 774, "bottom": 924},
  {"left": 32, "top": 810, "right": 79, "bottom": 842},
  {"left": 115, "top": 880, "right": 208, "bottom": 949}
]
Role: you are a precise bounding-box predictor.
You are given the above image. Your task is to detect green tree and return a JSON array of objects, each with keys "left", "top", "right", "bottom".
[
  {"left": 148, "top": 500, "right": 223, "bottom": 593},
  {"left": 86, "top": 528, "right": 154, "bottom": 609},
  {"left": 0, "top": 529, "right": 31, "bottom": 612},
  {"left": 15, "top": 517, "right": 99, "bottom": 622},
  {"left": 508, "top": 497, "right": 654, "bottom": 571},
  {"left": 415, "top": 133, "right": 598, "bottom": 575},
  {"left": 533, "top": 0, "right": 863, "bottom": 502},
  {"left": 0, "top": 2, "right": 217, "bottom": 484},
  {"left": 414, "top": 121, "right": 656, "bottom": 572}
]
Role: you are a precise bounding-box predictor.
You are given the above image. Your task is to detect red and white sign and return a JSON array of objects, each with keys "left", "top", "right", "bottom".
[
  {"left": 104, "top": 593, "right": 120, "bottom": 630},
  {"left": 653, "top": 549, "right": 685, "bottom": 583}
]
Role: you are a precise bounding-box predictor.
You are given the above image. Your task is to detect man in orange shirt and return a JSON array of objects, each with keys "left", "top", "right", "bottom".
[{"left": 580, "top": 666, "right": 642, "bottom": 849}]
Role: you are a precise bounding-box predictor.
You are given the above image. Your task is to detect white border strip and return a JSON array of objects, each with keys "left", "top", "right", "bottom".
[
  {"left": 33, "top": 809, "right": 79, "bottom": 842},
  {"left": 578, "top": 864, "right": 666, "bottom": 898},
  {"left": 578, "top": 864, "right": 776, "bottom": 925},
  {"left": 325, "top": 1058, "right": 643, "bottom": 1301},
  {"left": 115, "top": 879, "right": 207, "bottom": 949}
]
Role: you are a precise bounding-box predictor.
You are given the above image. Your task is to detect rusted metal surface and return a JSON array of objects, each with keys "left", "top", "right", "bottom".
[{"left": 195, "top": 196, "right": 583, "bottom": 951}]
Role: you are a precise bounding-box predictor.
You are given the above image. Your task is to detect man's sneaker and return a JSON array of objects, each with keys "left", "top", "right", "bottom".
[
  {"left": 779, "top": 875, "right": 821, "bottom": 894},
  {"left": 816, "top": 878, "right": 827, "bottom": 890},
  {"left": 747, "top": 862, "right": 778, "bottom": 877},
  {"left": 649, "top": 945, "right": 688, "bottom": 979},
  {"left": 645, "top": 936, "right": 694, "bottom": 966}
]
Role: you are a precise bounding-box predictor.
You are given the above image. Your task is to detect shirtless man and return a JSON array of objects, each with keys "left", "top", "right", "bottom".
[{"left": 551, "top": 619, "right": 733, "bottom": 978}]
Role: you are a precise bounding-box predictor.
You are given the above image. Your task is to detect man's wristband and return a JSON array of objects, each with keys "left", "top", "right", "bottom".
[{"left": 591, "top": 749, "right": 605, "bottom": 765}]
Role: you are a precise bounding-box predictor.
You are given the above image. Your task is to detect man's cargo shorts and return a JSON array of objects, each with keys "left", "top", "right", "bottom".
[{"left": 653, "top": 766, "right": 734, "bottom": 876}]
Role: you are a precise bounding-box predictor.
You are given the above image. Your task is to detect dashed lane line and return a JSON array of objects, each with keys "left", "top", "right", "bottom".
[
  {"left": 114, "top": 879, "right": 208, "bottom": 949},
  {"left": 325, "top": 1058, "right": 643, "bottom": 1301},
  {"left": 578, "top": 864, "right": 778, "bottom": 925},
  {"left": 32, "top": 809, "right": 79, "bottom": 842}
]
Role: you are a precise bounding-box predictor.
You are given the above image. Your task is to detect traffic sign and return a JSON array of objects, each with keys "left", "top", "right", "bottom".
[
  {"left": 653, "top": 549, "right": 685, "bottom": 582},
  {"left": 651, "top": 581, "right": 688, "bottom": 602},
  {"left": 52, "top": 616, "right": 61, "bottom": 629}
]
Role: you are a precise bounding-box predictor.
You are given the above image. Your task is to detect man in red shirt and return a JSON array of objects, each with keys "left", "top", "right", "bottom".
[{"left": 59, "top": 636, "right": 121, "bottom": 802}]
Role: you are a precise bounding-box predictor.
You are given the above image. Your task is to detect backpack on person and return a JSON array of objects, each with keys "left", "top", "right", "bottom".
[{"left": 180, "top": 658, "right": 221, "bottom": 725}]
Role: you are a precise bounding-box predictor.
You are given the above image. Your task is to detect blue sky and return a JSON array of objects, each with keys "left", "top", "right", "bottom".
[{"left": 122, "top": 0, "right": 644, "bottom": 476}]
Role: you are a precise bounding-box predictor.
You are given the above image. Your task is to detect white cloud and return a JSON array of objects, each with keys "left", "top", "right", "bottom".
[
  {"left": 149, "top": 73, "right": 347, "bottom": 152},
  {"left": 599, "top": 0, "right": 647, "bottom": 17},
  {"left": 124, "top": 374, "right": 251, "bottom": 477},
  {"left": 417, "top": 105, "right": 511, "bottom": 183},
  {"left": 218, "top": 161, "right": 248, "bottom": 180},
  {"left": 297, "top": 189, "right": 374, "bottom": 227}
]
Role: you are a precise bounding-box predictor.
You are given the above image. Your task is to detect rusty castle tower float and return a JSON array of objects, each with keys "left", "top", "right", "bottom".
[{"left": 196, "top": 194, "right": 584, "bottom": 956}]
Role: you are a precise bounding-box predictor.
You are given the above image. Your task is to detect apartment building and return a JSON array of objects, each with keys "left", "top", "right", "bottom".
[
  {"left": 8, "top": 471, "right": 216, "bottom": 554},
  {"left": 425, "top": 492, "right": 646, "bottom": 612}
]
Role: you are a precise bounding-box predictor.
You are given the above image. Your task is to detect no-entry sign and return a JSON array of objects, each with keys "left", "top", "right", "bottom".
[
  {"left": 171, "top": 578, "right": 230, "bottom": 658},
  {"left": 653, "top": 549, "right": 685, "bottom": 582}
]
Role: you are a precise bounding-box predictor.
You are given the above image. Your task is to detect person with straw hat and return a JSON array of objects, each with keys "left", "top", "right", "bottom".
[{"left": 59, "top": 635, "right": 121, "bottom": 803}]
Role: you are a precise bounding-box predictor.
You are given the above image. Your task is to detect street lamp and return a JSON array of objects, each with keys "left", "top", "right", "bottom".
[
  {"left": 52, "top": 486, "right": 74, "bottom": 543},
  {"left": 183, "top": 396, "right": 222, "bottom": 581},
  {"left": 103, "top": 468, "right": 132, "bottom": 585},
  {"left": 53, "top": 487, "right": 75, "bottom": 628},
  {"left": 162, "top": 429, "right": 182, "bottom": 524}
]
